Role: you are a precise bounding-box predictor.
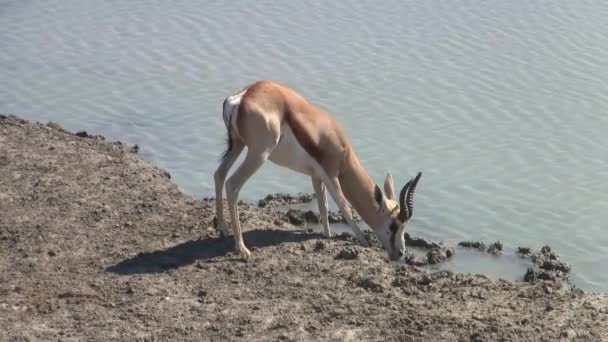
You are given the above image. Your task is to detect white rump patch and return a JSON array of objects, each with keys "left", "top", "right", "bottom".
[{"left": 223, "top": 89, "right": 246, "bottom": 139}]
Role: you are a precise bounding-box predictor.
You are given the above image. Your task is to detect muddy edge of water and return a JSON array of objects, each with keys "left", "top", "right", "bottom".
[{"left": 1, "top": 113, "right": 607, "bottom": 341}]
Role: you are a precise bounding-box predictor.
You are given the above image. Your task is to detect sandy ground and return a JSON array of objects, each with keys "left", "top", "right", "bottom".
[{"left": 1, "top": 114, "right": 607, "bottom": 341}]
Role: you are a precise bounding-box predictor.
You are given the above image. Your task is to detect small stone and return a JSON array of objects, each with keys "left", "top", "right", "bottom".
[
  {"left": 470, "top": 332, "right": 483, "bottom": 342},
  {"left": 458, "top": 240, "right": 487, "bottom": 251},
  {"left": 524, "top": 266, "right": 539, "bottom": 282},
  {"left": 358, "top": 278, "right": 384, "bottom": 293},
  {"left": 487, "top": 241, "right": 503, "bottom": 255},
  {"left": 417, "top": 275, "right": 432, "bottom": 286},
  {"left": 285, "top": 209, "right": 305, "bottom": 226},
  {"left": 303, "top": 210, "right": 320, "bottom": 223},
  {"left": 335, "top": 247, "right": 359, "bottom": 260},
  {"left": 403, "top": 253, "right": 428, "bottom": 266},
  {"left": 561, "top": 329, "right": 577, "bottom": 340},
  {"left": 517, "top": 247, "right": 531, "bottom": 255},
  {"left": 314, "top": 241, "right": 326, "bottom": 251},
  {"left": 327, "top": 211, "right": 344, "bottom": 223},
  {"left": 47, "top": 250, "right": 57, "bottom": 257}
]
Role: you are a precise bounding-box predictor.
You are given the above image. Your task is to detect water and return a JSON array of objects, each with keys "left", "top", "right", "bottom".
[{"left": 1, "top": 1, "right": 607, "bottom": 292}]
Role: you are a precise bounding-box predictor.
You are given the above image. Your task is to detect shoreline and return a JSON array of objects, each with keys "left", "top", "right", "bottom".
[{"left": 1, "top": 114, "right": 607, "bottom": 341}]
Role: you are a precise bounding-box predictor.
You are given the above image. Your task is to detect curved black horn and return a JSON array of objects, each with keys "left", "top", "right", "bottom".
[
  {"left": 398, "top": 179, "right": 413, "bottom": 221},
  {"left": 398, "top": 172, "right": 422, "bottom": 222},
  {"left": 406, "top": 172, "right": 422, "bottom": 217}
]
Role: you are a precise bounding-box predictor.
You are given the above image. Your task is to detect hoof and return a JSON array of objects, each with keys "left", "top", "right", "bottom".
[
  {"left": 215, "top": 222, "right": 231, "bottom": 237},
  {"left": 238, "top": 243, "right": 252, "bottom": 260}
]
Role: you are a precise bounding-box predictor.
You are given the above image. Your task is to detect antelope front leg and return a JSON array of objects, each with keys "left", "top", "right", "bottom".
[
  {"left": 311, "top": 176, "right": 331, "bottom": 238},
  {"left": 323, "top": 177, "right": 370, "bottom": 247}
]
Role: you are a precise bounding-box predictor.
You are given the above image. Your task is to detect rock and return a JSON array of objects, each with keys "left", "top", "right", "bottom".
[
  {"left": 427, "top": 248, "right": 449, "bottom": 264},
  {"left": 358, "top": 278, "right": 384, "bottom": 293},
  {"left": 303, "top": 210, "right": 320, "bottom": 224},
  {"left": 314, "top": 241, "right": 326, "bottom": 251},
  {"left": 335, "top": 247, "right": 359, "bottom": 260},
  {"left": 524, "top": 266, "right": 539, "bottom": 282},
  {"left": 561, "top": 329, "right": 577, "bottom": 340},
  {"left": 129, "top": 144, "right": 139, "bottom": 154},
  {"left": 404, "top": 233, "right": 436, "bottom": 249},
  {"left": 522, "top": 245, "right": 571, "bottom": 283},
  {"left": 524, "top": 265, "right": 559, "bottom": 283},
  {"left": 417, "top": 274, "right": 432, "bottom": 286},
  {"left": 458, "top": 241, "right": 487, "bottom": 251},
  {"left": 46, "top": 121, "right": 64, "bottom": 131},
  {"left": 260, "top": 193, "right": 315, "bottom": 207},
  {"left": 517, "top": 247, "right": 531, "bottom": 255},
  {"left": 327, "top": 211, "right": 345, "bottom": 223},
  {"left": 403, "top": 252, "right": 429, "bottom": 266},
  {"left": 445, "top": 248, "right": 455, "bottom": 258},
  {"left": 470, "top": 332, "right": 483, "bottom": 342},
  {"left": 487, "top": 241, "right": 503, "bottom": 255},
  {"left": 284, "top": 209, "right": 305, "bottom": 226}
]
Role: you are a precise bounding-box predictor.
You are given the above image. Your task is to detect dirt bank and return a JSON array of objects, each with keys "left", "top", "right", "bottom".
[{"left": 1, "top": 114, "right": 607, "bottom": 341}]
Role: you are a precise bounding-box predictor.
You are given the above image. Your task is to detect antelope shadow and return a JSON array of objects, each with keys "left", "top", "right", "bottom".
[{"left": 106, "top": 228, "right": 324, "bottom": 275}]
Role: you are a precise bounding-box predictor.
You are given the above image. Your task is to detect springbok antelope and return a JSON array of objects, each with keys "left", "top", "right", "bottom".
[{"left": 214, "top": 80, "right": 422, "bottom": 261}]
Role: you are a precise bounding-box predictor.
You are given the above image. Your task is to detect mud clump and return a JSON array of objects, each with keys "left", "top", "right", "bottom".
[
  {"left": 404, "top": 233, "right": 442, "bottom": 249},
  {"left": 313, "top": 241, "right": 326, "bottom": 251},
  {"left": 335, "top": 247, "right": 360, "bottom": 260},
  {"left": 403, "top": 252, "right": 429, "bottom": 266},
  {"left": 279, "top": 208, "right": 357, "bottom": 226},
  {"left": 517, "top": 247, "right": 532, "bottom": 255},
  {"left": 357, "top": 277, "right": 384, "bottom": 293},
  {"left": 458, "top": 240, "right": 487, "bottom": 251},
  {"left": 402, "top": 233, "right": 455, "bottom": 265},
  {"left": 129, "top": 144, "right": 139, "bottom": 154},
  {"left": 487, "top": 241, "right": 503, "bottom": 255},
  {"left": 74, "top": 130, "right": 106, "bottom": 140},
  {"left": 258, "top": 193, "right": 315, "bottom": 207},
  {"left": 458, "top": 240, "right": 503, "bottom": 255},
  {"left": 283, "top": 209, "right": 316, "bottom": 225},
  {"left": 520, "top": 245, "right": 571, "bottom": 283},
  {"left": 426, "top": 246, "right": 455, "bottom": 265}
]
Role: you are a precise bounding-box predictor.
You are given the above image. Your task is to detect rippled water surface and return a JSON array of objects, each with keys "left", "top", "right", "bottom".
[{"left": 2, "top": 1, "right": 607, "bottom": 291}]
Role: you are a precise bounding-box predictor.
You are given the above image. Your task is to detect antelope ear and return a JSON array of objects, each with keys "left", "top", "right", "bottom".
[
  {"left": 374, "top": 184, "right": 384, "bottom": 207},
  {"left": 384, "top": 172, "right": 395, "bottom": 200}
]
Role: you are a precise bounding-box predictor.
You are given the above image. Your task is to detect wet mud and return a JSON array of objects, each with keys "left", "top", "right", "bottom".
[{"left": 1, "top": 114, "right": 607, "bottom": 341}]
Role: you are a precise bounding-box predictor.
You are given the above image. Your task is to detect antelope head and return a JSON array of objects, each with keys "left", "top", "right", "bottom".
[{"left": 372, "top": 171, "right": 422, "bottom": 261}]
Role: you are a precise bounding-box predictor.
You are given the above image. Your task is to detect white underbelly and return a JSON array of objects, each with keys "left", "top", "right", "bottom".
[{"left": 268, "top": 126, "right": 316, "bottom": 176}]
